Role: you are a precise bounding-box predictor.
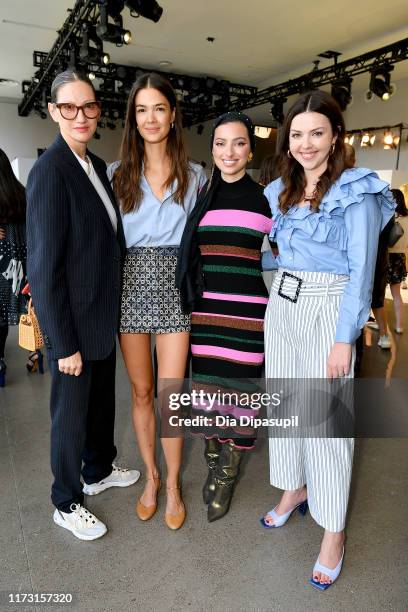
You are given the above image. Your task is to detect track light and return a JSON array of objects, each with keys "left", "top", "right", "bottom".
[
  {"left": 125, "top": 1, "right": 163, "bottom": 22},
  {"left": 360, "top": 132, "right": 375, "bottom": 147},
  {"left": 331, "top": 78, "right": 352, "bottom": 111},
  {"left": 344, "top": 134, "right": 355, "bottom": 146},
  {"left": 254, "top": 126, "right": 272, "bottom": 139},
  {"left": 382, "top": 130, "right": 400, "bottom": 150},
  {"left": 96, "top": 5, "right": 131, "bottom": 45},
  {"left": 270, "top": 99, "right": 286, "bottom": 125},
  {"left": 79, "top": 24, "right": 110, "bottom": 65},
  {"left": 368, "top": 66, "right": 395, "bottom": 101}
]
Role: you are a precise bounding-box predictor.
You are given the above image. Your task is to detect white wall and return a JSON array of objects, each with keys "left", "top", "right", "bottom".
[{"left": 0, "top": 101, "right": 123, "bottom": 164}]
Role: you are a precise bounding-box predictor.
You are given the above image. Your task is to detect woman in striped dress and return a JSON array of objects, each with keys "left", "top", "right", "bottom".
[
  {"left": 262, "top": 91, "right": 395, "bottom": 589},
  {"left": 177, "top": 112, "right": 271, "bottom": 521}
]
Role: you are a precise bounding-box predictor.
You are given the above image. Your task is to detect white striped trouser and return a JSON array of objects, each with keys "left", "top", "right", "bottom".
[{"left": 264, "top": 268, "right": 355, "bottom": 532}]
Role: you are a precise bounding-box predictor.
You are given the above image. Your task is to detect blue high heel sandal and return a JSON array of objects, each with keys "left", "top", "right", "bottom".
[
  {"left": 309, "top": 547, "right": 344, "bottom": 591},
  {"left": 260, "top": 500, "right": 308, "bottom": 528}
]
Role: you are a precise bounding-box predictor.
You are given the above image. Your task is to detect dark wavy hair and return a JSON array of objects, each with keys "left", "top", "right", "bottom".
[
  {"left": 277, "top": 90, "right": 346, "bottom": 213},
  {"left": 0, "top": 148, "right": 26, "bottom": 224},
  {"left": 391, "top": 188, "right": 408, "bottom": 216},
  {"left": 113, "top": 72, "right": 189, "bottom": 213}
]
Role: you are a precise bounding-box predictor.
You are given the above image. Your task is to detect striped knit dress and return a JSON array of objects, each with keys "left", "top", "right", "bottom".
[{"left": 191, "top": 173, "right": 272, "bottom": 448}]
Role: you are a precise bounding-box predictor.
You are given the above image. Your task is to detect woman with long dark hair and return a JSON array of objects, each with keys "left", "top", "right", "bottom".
[
  {"left": 110, "top": 73, "right": 206, "bottom": 530},
  {"left": 388, "top": 188, "right": 408, "bottom": 333},
  {"left": 0, "top": 148, "right": 29, "bottom": 386},
  {"left": 177, "top": 112, "right": 272, "bottom": 522},
  {"left": 261, "top": 90, "right": 395, "bottom": 589}
]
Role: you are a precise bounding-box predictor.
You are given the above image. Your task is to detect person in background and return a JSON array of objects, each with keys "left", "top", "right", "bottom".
[
  {"left": 0, "top": 148, "right": 32, "bottom": 386},
  {"left": 177, "top": 112, "right": 272, "bottom": 522},
  {"left": 262, "top": 90, "right": 395, "bottom": 589},
  {"left": 110, "top": 73, "right": 206, "bottom": 530},
  {"left": 387, "top": 188, "right": 408, "bottom": 333},
  {"left": 26, "top": 69, "right": 140, "bottom": 541},
  {"left": 259, "top": 154, "right": 279, "bottom": 187},
  {"left": 344, "top": 142, "right": 356, "bottom": 168}
]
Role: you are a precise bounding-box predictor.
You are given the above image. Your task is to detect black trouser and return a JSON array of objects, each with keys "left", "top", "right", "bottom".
[
  {"left": 48, "top": 345, "right": 117, "bottom": 512},
  {"left": 0, "top": 323, "right": 8, "bottom": 358}
]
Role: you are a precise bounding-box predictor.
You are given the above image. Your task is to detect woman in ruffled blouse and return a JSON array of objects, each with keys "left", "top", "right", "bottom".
[{"left": 261, "top": 90, "right": 395, "bottom": 590}]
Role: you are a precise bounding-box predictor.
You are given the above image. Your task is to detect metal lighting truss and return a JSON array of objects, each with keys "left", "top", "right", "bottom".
[
  {"left": 17, "top": 0, "right": 256, "bottom": 125},
  {"left": 17, "top": 0, "right": 408, "bottom": 126}
]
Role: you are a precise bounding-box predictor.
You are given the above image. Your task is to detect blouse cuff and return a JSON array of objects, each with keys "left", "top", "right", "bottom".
[
  {"left": 261, "top": 250, "right": 278, "bottom": 270},
  {"left": 334, "top": 322, "right": 360, "bottom": 344}
]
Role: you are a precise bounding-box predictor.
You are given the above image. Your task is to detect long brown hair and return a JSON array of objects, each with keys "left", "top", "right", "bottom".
[
  {"left": 0, "top": 148, "right": 26, "bottom": 223},
  {"left": 277, "top": 90, "right": 346, "bottom": 213},
  {"left": 113, "top": 72, "right": 189, "bottom": 213}
]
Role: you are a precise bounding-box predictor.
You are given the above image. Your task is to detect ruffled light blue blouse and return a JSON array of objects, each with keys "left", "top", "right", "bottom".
[{"left": 263, "top": 167, "right": 396, "bottom": 343}]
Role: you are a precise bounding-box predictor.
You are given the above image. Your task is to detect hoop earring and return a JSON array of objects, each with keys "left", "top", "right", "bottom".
[
  {"left": 171, "top": 122, "right": 174, "bottom": 129},
  {"left": 330, "top": 143, "right": 335, "bottom": 155},
  {"left": 287, "top": 149, "right": 292, "bottom": 158}
]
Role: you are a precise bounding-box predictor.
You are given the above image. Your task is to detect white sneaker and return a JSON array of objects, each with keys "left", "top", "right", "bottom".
[
  {"left": 53, "top": 504, "right": 107, "bottom": 540},
  {"left": 83, "top": 464, "right": 141, "bottom": 496},
  {"left": 378, "top": 334, "right": 391, "bottom": 349}
]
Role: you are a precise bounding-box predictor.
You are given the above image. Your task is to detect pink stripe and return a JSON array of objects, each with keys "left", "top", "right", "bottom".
[
  {"left": 191, "top": 344, "right": 264, "bottom": 364},
  {"left": 202, "top": 251, "right": 259, "bottom": 260},
  {"left": 202, "top": 292, "right": 268, "bottom": 304},
  {"left": 200, "top": 209, "right": 271, "bottom": 233},
  {"left": 192, "top": 312, "right": 263, "bottom": 322}
]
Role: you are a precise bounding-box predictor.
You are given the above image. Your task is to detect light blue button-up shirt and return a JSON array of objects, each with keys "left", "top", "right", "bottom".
[
  {"left": 107, "top": 161, "right": 207, "bottom": 247},
  {"left": 263, "top": 167, "right": 396, "bottom": 344}
]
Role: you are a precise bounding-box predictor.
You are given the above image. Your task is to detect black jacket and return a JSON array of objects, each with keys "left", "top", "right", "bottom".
[{"left": 26, "top": 134, "right": 126, "bottom": 360}]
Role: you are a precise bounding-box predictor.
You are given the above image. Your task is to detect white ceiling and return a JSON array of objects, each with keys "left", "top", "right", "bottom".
[{"left": 1, "top": 0, "right": 408, "bottom": 123}]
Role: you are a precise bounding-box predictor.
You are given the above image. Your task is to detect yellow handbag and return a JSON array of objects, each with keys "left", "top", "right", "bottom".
[{"left": 18, "top": 299, "right": 44, "bottom": 351}]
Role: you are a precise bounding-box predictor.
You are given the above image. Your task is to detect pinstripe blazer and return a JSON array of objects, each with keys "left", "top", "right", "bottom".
[{"left": 26, "top": 134, "right": 126, "bottom": 361}]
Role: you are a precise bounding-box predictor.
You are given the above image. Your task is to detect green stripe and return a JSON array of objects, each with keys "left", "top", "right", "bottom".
[
  {"left": 197, "top": 226, "right": 263, "bottom": 238},
  {"left": 203, "top": 265, "right": 261, "bottom": 276},
  {"left": 192, "top": 374, "right": 260, "bottom": 392},
  {"left": 192, "top": 332, "right": 264, "bottom": 345}
]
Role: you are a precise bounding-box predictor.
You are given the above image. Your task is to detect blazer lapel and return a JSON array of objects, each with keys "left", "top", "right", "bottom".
[{"left": 56, "top": 136, "right": 118, "bottom": 238}]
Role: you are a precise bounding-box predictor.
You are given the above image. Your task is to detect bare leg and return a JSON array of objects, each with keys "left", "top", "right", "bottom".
[
  {"left": 156, "top": 331, "right": 190, "bottom": 516},
  {"left": 372, "top": 306, "right": 388, "bottom": 336},
  {"left": 120, "top": 333, "right": 160, "bottom": 506},
  {"left": 390, "top": 283, "right": 404, "bottom": 330}
]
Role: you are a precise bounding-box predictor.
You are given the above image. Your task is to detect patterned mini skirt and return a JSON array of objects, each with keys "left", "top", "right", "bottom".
[
  {"left": 120, "top": 246, "right": 191, "bottom": 334},
  {"left": 388, "top": 252, "right": 407, "bottom": 285}
]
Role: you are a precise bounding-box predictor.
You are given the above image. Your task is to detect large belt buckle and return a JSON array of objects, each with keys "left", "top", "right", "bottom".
[{"left": 278, "top": 271, "right": 303, "bottom": 303}]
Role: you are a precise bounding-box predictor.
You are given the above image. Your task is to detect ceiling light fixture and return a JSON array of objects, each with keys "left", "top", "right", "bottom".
[
  {"left": 360, "top": 132, "right": 375, "bottom": 147},
  {"left": 331, "top": 77, "right": 352, "bottom": 111},
  {"left": 367, "top": 66, "right": 395, "bottom": 101},
  {"left": 96, "top": 5, "right": 132, "bottom": 46},
  {"left": 254, "top": 126, "right": 272, "bottom": 139},
  {"left": 125, "top": 0, "right": 163, "bottom": 22}
]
